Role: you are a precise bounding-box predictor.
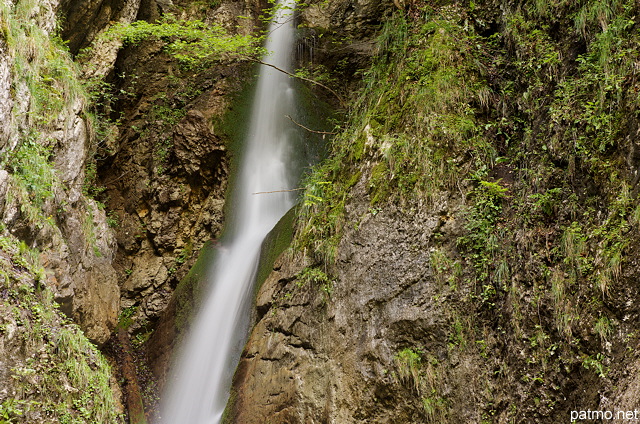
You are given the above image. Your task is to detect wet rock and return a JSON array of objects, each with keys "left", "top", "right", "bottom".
[{"left": 173, "top": 110, "right": 225, "bottom": 177}]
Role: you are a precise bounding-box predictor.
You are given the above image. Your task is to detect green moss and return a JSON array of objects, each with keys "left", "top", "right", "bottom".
[
  {"left": 254, "top": 206, "right": 297, "bottom": 294},
  {"left": 368, "top": 162, "right": 390, "bottom": 205},
  {"left": 220, "top": 387, "right": 237, "bottom": 424},
  {"left": 173, "top": 241, "right": 216, "bottom": 333}
]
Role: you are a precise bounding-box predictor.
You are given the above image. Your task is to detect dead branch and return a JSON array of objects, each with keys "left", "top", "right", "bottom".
[
  {"left": 252, "top": 188, "right": 306, "bottom": 195},
  {"left": 285, "top": 115, "right": 337, "bottom": 135},
  {"left": 246, "top": 57, "right": 345, "bottom": 106}
]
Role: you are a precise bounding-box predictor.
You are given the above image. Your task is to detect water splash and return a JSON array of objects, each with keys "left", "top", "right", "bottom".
[{"left": 161, "top": 2, "right": 299, "bottom": 422}]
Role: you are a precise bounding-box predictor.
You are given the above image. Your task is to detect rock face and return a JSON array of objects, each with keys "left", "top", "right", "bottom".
[
  {"left": 58, "top": 0, "right": 143, "bottom": 54},
  {"left": 0, "top": 0, "right": 124, "bottom": 421},
  {"left": 0, "top": 0, "right": 120, "bottom": 346},
  {"left": 77, "top": 1, "right": 270, "bottom": 405},
  {"left": 0, "top": 41, "right": 12, "bottom": 149},
  {"left": 227, "top": 0, "right": 640, "bottom": 423},
  {"left": 52, "top": 0, "right": 267, "bottom": 342},
  {"left": 0, "top": 247, "right": 123, "bottom": 423},
  {"left": 301, "top": 0, "right": 392, "bottom": 35},
  {"left": 295, "top": 0, "right": 392, "bottom": 92},
  {"left": 98, "top": 42, "right": 247, "bottom": 335},
  {"left": 230, "top": 1, "right": 640, "bottom": 423},
  {"left": 229, "top": 184, "right": 473, "bottom": 423}
]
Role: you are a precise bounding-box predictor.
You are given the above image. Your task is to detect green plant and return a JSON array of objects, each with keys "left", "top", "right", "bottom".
[
  {"left": 422, "top": 393, "right": 447, "bottom": 423},
  {"left": 118, "top": 306, "right": 137, "bottom": 329},
  {"left": 594, "top": 316, "right": 613, "bottom": 343},
  {"left": 558, "top": 222, "right": 587, "bottom": 277},
  {"left": 395, "top": 348, "right": 422, "bottom": 392},
  {"left": 104, "top": 14, "right": 263, "bottom": 70},
  {"left": 457, "top": 179, "right": 508, "bottom": 304},
  {"left": 2, "top": 133, "right": 57, "bottom": 226},
  {"left": 0, "top": 399, "right": 24, "bottom": 423},
  {"left": 530, "top": 188, "right": 562, "bottom": 216},
  {"left": 294, "top": 5, "right": 494, "bottom": 262},
  {"left": 448, "top": 318, "right": 467, "bottom": 350},
  {"left": 394, "top": 347, "right": 447, "bottom": 422},
  {"left": 106, "top": 211, "right": 119, "bottom": 228},
  {"left": 0, "top": 229, "right": 122, "bottom": 423},
  {"left": 0, "top": 0, "right": 87, "bottom": 124},
  {"left": 582, "top": 353, "right": 608, "bottom": 378},
  {"left": 297, "top": 266, "right": 334, "bottom": 297}
]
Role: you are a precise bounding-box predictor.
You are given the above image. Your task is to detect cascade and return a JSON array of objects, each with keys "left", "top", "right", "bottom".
[{"left": 160, "top": 1, "right": 300, "bottom": 422}]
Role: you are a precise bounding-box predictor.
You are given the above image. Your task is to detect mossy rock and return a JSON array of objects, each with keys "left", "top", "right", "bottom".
[{"left": 254, "top": 205, "right": 297, "bottom": 295}]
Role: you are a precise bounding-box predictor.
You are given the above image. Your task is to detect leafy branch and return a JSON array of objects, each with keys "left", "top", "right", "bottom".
[
  {"left": 100, "top": 14, "right": 345, "bottom": 105},
  {"left": 103, "top": 14, "right": 264, "bottom": 70}
]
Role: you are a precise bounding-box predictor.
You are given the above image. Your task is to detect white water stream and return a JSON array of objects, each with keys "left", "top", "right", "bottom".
[{"left": 161, "top": 2, "right": 298, "bottom": 422}]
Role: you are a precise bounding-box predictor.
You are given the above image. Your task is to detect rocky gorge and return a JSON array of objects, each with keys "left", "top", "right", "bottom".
[{"left": 2, "top": 0, "right": 640, "bottom": 423}]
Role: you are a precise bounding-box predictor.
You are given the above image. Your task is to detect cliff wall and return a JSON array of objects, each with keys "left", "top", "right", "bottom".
[
  {"left": 0, "top": 0, "right": 126, "bottom": 421},
  {"left": 230, "top": 1, "right": 640, "bottom": 422}
]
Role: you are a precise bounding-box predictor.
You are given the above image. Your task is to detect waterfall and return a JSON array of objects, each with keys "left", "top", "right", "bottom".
[{"left": 160, "top": 1, "right": 299, "bottom": 422}]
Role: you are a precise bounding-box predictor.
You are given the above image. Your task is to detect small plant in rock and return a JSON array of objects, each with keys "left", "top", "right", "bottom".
[
  {"left": 582, "top": 353, "right": 608, "bottom": 378},
  {"left": 594, "top": 316, "right": 613, "bottom": 343},
  {"left": 297, "top": 266, "right": 334, "bottom": 297},
  {"left": 395, "top": 348, "right": 422, "bottom": 392},
  {"left": 118, "top": 306, "right": 137, "bottom": 329}
]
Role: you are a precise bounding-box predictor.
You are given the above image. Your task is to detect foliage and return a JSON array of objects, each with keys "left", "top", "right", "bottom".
[
  {"left": 430, "top": 249, "right": 462, "bottom": 290},
  {"left": 457, "top": 178, "right": 508, "bottom": 305},
  {"left": 582, "top": 353, "right": 608, "bottom": 378},
  {"left": 394, "top": 348, "right": 447, "bottom": 422},
  {"left": 2, "top": 133, "right": 56, "bottom": 210},
  {"left": 0, "top": 0, "right": 101, "bottom": 234},
  {"left": 395, "top": 348, "right": 422, "bottom": 392},
  {"left": 295, "top": 5, "right": 492, "bottom": 261},
  {"left": 105, "top": 14, "right": 263, "bottom": 70},
  {"left": 118, "top": 306, "right": 137, "bottom": 329},
  {"left": 356, "top": 7, "right": 491, "bottom": 201},
  {"left": 0, "top": 1, "right": 87, "bottom": 124},
  {"left": 295, "top": 167, "right": 349, "bottom": 262},
  {"left": 296, "top": 266, "right": 334, "bottom": 296}
]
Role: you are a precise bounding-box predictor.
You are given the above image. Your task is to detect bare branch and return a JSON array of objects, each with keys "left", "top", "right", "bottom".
[
  {"left": 285, "top": 115, "right": 337, "bottom": 135},
  {"left": 245, "top": 57, "right": 345, "bottom": 106},
  {"left": 252, "top": 188, "right": 306, "bottom": 195}
]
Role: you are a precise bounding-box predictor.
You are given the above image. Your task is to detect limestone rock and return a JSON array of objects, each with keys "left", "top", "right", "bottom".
[
  {"left": 0, "top": 41, "right": 12, "bottom": 150},
  {"left": 173, "top": 110, "right": 225, "bottom": 176},
  {"left": 230, "top": 177, "right": 467, "bottom": 422},
  {"left": 73, "top": 261, "right": 121, "bottom": 345},
  {"left": 302, "top": 0, "right": 392, "bottom": 34},
  {"left": 123, "top": 248, "right": 169, "bottom": 295}
]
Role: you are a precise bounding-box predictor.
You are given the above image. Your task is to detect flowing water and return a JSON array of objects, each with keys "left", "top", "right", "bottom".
[{"left": 161, "top": 2, "right": 299, "bottom": 422}]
